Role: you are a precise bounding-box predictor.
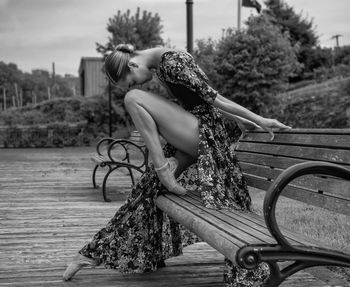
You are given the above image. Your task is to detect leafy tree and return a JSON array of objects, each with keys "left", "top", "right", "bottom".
[
  {"left": 193, "top": 38, "right": 219, "bottom": 88},
  {"left": 96, "top": 7, "right": 164, "bottom": 54},
  {"left": 96, "top": 7, "right": 165, "bottom": 130},
  {"left": 334, "top": 45, "right": 350, "bottom": 65},
  {"left": 0, "top": 62, "right": 23, "bottom": 108},
  {"left": 264, "top": 0, "right": 318, "bottom": 79},
  {"left": 0, "top": 62, "right": 75, "bottom": 110},
  {"left": 214, "top": 15, "right": 301, "bottom": 114}
]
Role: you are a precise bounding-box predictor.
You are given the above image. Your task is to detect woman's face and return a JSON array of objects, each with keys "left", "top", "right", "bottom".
[{"left": 116, "top": 63, "right": 152, "bottom": 90}]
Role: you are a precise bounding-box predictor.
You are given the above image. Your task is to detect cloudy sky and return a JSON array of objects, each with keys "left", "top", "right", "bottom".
[{"left": 1, "top": 0, "right": 349, "bottom": 76}]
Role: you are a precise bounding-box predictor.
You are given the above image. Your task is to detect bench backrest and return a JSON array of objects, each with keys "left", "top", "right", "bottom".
[{"left": 235, "top": 129, "right": 350, "bottom": 216}]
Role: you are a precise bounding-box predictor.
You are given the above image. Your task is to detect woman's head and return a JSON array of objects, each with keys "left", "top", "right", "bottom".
[{"left": 105, "top": 44, "right": 152, "bottom": 89}]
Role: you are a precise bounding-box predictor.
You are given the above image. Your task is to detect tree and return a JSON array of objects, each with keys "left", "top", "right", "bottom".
[
  {"left": 96, "top": 7, "right": 165, "bottom": 130},
  {"left": 214, "top": 15, "right": 301, "bottom": 114},
  {"left": 334, "top": 45, "right": 350, "bottom": 66},
  {"left": 96, "top": 7, "right": 164, "bottom": 55},
  {"left": 0, "top": 62, "right": 23, "bottom": 109},
  {"left": 193, "top": 38, "right": 219, "bottom": 88},
  {"left": 264, "top": 0, "right": 318, "bottom": 79}
]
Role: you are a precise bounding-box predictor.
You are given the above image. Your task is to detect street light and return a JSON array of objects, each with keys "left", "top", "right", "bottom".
[{"left": 186, "top": 0, "right": 194, "bottom": 55}]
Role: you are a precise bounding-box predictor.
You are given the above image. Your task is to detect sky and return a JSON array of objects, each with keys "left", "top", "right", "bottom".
[{"left": 0, "top": 0, "right": 349, "bottom": 76}]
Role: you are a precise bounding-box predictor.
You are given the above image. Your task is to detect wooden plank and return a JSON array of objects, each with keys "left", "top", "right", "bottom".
[
  {"left": 236, "top": 142, "right": 350, "bottom": 165},
  {"left": 239, "top": 162, "right": 350, "bottom": 200},
  {"left": 156, "top": 195, "right": 243, "bottom": 264},
  {"left": 0, "top": 147, "right": 347, "bottom": 287},
  {"left": 236, "top": 151, "right": 304, "bottom": 169},
  {"left": 245, "top": 129, "right": 350, "bottom": 135},
  {"left": 187, "top": 192, "right": 343, "bottom": 251},
  {"left": 179, "top": 194, "right": 275, "bottom": 243},
  {"left": 241, "top": 131, "right": 350, "bottom": 149},
  {"left": 244, "top": 175, "right": 350, "bottom": 216}
]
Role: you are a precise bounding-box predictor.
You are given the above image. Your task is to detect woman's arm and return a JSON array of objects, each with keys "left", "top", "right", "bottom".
[
  {"left": 219, "top": 109, "right": 260, "bottom": 133},
  {"left": 214, "top": 95, "right": 291, "bottom": 140}
]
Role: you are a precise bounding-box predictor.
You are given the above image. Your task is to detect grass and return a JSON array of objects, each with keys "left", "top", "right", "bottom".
[{"left": 250, "top": 188, "right": 350, "bottom": 280}]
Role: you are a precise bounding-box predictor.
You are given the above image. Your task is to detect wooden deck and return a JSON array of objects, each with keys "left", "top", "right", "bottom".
[{"left": 0, "top": 147, "right": 348, "bottom": 286}]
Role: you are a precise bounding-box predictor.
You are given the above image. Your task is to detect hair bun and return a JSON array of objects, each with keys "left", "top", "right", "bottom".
[{"left": 115, "top": 44, "right": 135, "bottom": 54}]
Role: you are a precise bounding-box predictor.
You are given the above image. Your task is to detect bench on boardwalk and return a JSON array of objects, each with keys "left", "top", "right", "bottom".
[
  {"left": 155, "top": 129, "right": 350, "bottom": 287},
  {"left": 91, "top": 130, "right": 149, "bottom": 202}
]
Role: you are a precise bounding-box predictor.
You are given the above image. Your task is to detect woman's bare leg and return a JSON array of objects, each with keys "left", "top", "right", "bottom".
[
  {"left": 124, "top": 89, "right": 198, "bottom": 193},
  {"left": 124, "top": 89, "right": 199, "bottom": 168}
]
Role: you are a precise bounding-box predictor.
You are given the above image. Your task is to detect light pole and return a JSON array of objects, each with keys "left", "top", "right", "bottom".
[
  {"left": 237, "top": 0, "right": 242, "bottom": 30},
  {"left": 108, "top": 81, "right": 112, "bottom": 137},
  {"left": 186, "top": 0, "right": 194, "bottom": 55}
]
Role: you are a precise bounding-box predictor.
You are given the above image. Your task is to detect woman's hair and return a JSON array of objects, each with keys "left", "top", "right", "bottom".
[{"left": 105, "top": 44, "right": 135, "bottom": 85}]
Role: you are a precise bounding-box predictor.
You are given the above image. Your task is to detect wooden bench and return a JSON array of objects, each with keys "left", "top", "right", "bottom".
[
  {"left": 155, "top": 129, "right": 350, "bottom": 286},
  {"left": 91, "top": 130, "right": 149, "bottom": 202}
]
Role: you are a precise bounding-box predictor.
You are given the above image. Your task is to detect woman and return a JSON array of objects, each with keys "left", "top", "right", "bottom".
[{"left": 63, "top": 44, "right": 290, "bottom": 285}]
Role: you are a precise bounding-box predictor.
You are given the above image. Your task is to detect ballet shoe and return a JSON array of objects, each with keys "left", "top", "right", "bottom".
[
  {"left": 155, "top": 157, "right": 187, "bottom": 196},
  {"left": 62, "top": 253, "right": 96, "bottom": 281}
]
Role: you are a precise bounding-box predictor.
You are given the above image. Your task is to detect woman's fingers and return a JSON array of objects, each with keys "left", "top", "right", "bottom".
[
  {"left": 273, "top": 120, "right": 292, "bottom": 130},
  {"left": 263, "top": 119, "right": 292, "bottom": 141}
]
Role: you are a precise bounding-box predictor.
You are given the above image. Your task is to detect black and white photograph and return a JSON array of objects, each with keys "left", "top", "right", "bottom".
[{"left": 0, "top": 0, "right": 349, "bottom": 286}]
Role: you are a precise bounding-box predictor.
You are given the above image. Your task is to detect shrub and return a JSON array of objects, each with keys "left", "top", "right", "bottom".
[{"left": 214, "top": 15, "right": 301, "bottom": 114}]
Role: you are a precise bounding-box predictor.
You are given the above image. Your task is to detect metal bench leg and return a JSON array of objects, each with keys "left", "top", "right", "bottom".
[
  {"left": 92, "top": 165, "right": 99, "bottom": 188},
  {"left": 127, "top": 167, "right": 135, "bottom": 186},
  {"left": 237, "top": 244, "right": 350, "bottom": 287},
  {"left": 102, "top": 166, "right": 118, "bottom": 202}
]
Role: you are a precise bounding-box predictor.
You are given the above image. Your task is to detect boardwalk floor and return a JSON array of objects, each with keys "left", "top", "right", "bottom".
[{"left": 0, "top": 147, "right": 348, "bottom": 286}]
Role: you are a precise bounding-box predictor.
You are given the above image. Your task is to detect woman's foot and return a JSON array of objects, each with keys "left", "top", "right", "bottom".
[
  {"left": 155, "top": 157, "right": 187, "bottom": 196},
  {"left": 62, "top": 254, "right": 96, "bottom": 281}
]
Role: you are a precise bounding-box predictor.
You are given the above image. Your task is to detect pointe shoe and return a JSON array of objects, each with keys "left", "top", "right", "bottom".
[
  {"left": 155, "top": 157, "right": 187, "bottom": 196},
  {"left": 62, "top": 254, "right": 96, "bottom": 281}
]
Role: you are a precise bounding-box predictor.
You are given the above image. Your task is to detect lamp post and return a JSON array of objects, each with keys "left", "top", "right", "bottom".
[
  {"left": 108, "top": 81, "right": 112, "bottom": 137},
  {"left": 237, "top": 0, "right": 242, "bottom": 30},
  {"left": 186, "top": 0, "right": 194, "bottom": 55}
]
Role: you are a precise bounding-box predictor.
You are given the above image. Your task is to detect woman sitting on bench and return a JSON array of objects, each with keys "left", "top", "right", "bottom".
[{"left": 63, "top": 44, "right": 290, "bottom": 286}]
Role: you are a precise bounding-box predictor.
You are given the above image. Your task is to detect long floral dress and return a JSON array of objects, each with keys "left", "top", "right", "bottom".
[{"left": 79, "top": 50, "right": 269, "bottom": 286}]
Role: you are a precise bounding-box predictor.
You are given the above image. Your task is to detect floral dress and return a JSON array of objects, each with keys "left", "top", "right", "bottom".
[{"left": 79, "top": 50, "right": 269, "bottom": 286}]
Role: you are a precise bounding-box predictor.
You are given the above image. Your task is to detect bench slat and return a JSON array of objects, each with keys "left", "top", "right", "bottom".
[
  {"left": 172, "top": 195, "right": 271, "bottom": 244},
  {"left": 244, "top": 175, "right": 350, "bottom": 216},
  {"left": 236, "top": 152, "right": 304, "bottom": 169},
  {"left": 236, "top": 142, "right": 350, "bottom": 165},
  {"left": 156, "top": 195, "right": 242, "bottom": 264},
  {"left": 239, "top": 162, "right": 350, "bottom": 200},
  {"left": 187, "top": 192, "right": 329, "bottom": 248},
  {"left": 242, "top": 132, "right": 350, "bottom": 149},
  {"left": 181, "top": 194, "right": 275, "bottom": 244},
  {"left": 186, "top": 192, "right": 310, "bottom": 246}
]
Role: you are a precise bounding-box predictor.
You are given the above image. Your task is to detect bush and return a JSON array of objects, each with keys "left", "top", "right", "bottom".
[
  {"left": 0, "top": 95, "right": 128, "bottom": 146},
  {"left": 1, "top": 122, "right": 89, "bottom": 148},
  {"left": 214, "top": 15, "right": 301, "bottom": 114},
  {"left": 313, "top": 64, "right": 350, "bottom": 82}
]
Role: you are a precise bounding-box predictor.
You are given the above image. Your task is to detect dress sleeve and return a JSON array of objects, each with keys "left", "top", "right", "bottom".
[{"left": 159, "top": 51, "right": 218, "bottom": 105}]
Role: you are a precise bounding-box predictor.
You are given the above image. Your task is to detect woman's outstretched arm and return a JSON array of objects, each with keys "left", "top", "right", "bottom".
[
  {"left": 219, "top": 109, "right": 260, "bottom": 138},
  {"left": 213, "top": 95, "right": 291, "bottom": 140}
]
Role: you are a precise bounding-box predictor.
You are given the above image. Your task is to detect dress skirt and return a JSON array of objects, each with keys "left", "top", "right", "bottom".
[{"left": 79, "top": 105, "right": 269, "bottom": 286}]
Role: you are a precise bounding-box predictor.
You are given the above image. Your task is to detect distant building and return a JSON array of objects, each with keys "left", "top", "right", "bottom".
[{"left": 79, "top": 57, "right": 108, "bottom": 97}]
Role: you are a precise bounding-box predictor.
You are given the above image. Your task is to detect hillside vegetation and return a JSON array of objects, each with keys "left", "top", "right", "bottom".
[{"left": 271, "top": 77, "right": 350, "bottom": 128}]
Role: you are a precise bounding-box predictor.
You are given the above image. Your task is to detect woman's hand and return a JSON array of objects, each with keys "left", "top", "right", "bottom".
[{"left": 258, "top": 118, "right": 292, "bottom": 141}]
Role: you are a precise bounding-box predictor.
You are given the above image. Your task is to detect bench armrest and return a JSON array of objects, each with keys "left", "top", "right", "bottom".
[
  {"left": 263, "top": 161, "right": 350, "bottom": 247},
  {"left": 107, "top": 139, "right": 148, "bottom": 171},
  {"left": 236, "top": 161, "right": 350, "bottom": 287},
  {"left": 96, "top": 137, "right": 116, "bottom": 156}
]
